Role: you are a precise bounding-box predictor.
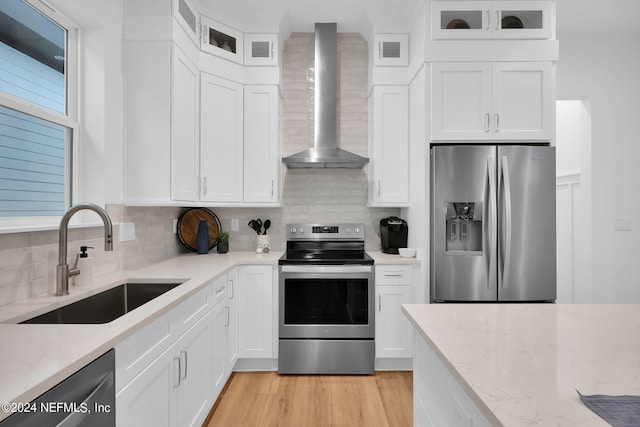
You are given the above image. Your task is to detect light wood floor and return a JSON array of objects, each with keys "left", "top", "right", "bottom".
[{"left": 204, "top": 371, "right": 413, "bottom": 427}]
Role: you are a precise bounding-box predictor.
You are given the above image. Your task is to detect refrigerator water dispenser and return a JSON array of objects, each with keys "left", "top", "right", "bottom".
[{"left": 445, "top": 202, "right": 482, "bottom": 254}]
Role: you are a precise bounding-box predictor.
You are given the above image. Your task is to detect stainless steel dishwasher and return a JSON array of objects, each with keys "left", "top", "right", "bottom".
[{"left": 1, "top": 349, "right": 115, "bottom": 427}]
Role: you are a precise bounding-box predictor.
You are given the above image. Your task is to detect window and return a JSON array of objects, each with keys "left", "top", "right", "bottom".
[{"left": 0, "top": 0, "right": 76, "bottom": 219}]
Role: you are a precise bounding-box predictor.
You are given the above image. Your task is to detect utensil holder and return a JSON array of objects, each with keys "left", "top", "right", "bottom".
[{"left": 256, "top": 235, "right": 270, "bottom": 254}]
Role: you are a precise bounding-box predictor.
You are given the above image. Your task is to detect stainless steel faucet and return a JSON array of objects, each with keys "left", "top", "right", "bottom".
[{"left": 56, "top": 204, "right": 114, "bottom": 296}]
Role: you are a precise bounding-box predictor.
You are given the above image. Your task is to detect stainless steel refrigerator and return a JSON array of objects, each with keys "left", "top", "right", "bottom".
[{"left": 430, "top": 145, "right": 556, "bottom": 302}]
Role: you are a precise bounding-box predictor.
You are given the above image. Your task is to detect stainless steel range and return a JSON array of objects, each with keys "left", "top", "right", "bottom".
[{"left": 278, "top": 223, "right": 375, "bottom": 374}]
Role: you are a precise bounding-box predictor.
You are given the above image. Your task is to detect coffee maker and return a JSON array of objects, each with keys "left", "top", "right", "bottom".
[{"left": 380, "top": 217, "right": 408, "bottom": 254}]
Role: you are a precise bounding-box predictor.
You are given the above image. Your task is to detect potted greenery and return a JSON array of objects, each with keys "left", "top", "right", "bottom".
[{"left": 216, "top": 231, "right": 231, "bottom": 254}]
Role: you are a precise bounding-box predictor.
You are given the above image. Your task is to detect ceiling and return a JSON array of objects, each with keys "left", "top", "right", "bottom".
[{"left": 197, "top": 0, "right": 640, "bottom": 34}]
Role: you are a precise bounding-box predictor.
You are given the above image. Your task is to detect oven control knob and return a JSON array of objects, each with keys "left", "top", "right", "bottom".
[
  {"left": 345, "top": 227, "right": 352, "bottom": 233},
  {"left": 299, "top": 227, "right": 304, "bottom": 234},
  {"left": 354, "top": 227, "right": 360, "bottom": 233},
  {"left": 290, "top": 227, "right": 297, "bottom": 233}
]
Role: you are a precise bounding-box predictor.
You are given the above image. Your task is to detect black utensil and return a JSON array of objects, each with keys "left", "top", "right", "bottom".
[
  {"left": 256, "top": 219, "right": 263, "bottom": 234},
  {"left": 248, "top": 219, "right": 261, "bottom": 235},
  {"left": 263, "top": 219, "right": 271, "bottom": 235}
]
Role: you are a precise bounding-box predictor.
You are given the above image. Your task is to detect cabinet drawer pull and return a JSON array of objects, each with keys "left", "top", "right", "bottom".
[
  {"left": 225, "top": 306, "right": 230, "bottom": 327},
  {"left": 384, "top": 273, "right": 404, "bottom": 278},
  {"left": 495, "top": 10, "right": 500, "bottom": 31},
  {"left": 378, "top": 294, "right": 382, "bottom": 311},
  {"left": 173, "top": 357, "right": 181, "bottom": 388},
  {"left": 485, "top": 113, "right": 490, "bottom": 132},
  {"left": 229, "top": 279, "right": 234, "bottom": 299},
  {"left": 216, "top": 285, "right": 226, "bottom": 294},
  {"left": 495, "top": 113, "right": 500, "bottom": 132},
  {"left": 180, "top": 350, "right": 188, "bottom": 380},
  {"left": 485, "top": 11, "right": 490, "bottom": 30}
]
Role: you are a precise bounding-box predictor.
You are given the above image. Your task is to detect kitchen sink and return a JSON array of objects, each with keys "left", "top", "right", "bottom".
[{"left": 21, "top": 282, "right": 184, "bottom": 324}]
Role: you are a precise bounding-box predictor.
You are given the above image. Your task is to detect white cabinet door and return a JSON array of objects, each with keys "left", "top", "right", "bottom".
[
  {"left": 432, "top": 62, "right": 552, "bottom": 141},
  {"left": 210, "top": 301, "right": 227, "bottom": 398},
  {"left": 432, "top": 62, "right": 492, "bottom": 140},
  {"left": 244, "top": 34, "right": 279, "bottom": 67},
  {"left": 376, "top": 285, "right": 413, "bottom": 358},
  {"left": 116, "top": 346, "right": 173, "bottom": 427},
  {"left": 171, "top": 46, "right": 200, "bottom": 202},
  {"left": 370, "top": 85, "right": 409, "bottom": 205},
  {"left": 491, "top": 62, "right": 553, "bottom": 140},
  {"left": 225, "top": 269, "right": 238, "bottom": 371},
  {"left": 201, "top": 16, "right": 243, "bottom": 64},
  {"left": 172, "top": 0, "right": 200, "bottom": 46},
  {"left": 200, "top": 73, "right": 244, "bottom": 202},
  {"left": 372, "top": 34, "right": 409, "bottom": 67},
  {"left": 238, "top": 265, "right": 273, "bottom": 358},
  {"left": 492, "top": 1, "right": 553, "bottom": 40},
  {"left": 174, "top": 311, "right": 212, "bottom": 427},
  {"left": 244, "top": 85, "right": 280, "bottom": 203}
]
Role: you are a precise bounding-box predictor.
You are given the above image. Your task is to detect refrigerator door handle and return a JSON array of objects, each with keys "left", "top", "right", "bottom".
[
  {"left": 500, "top": 155, "right": 513, "bottom": 290},
  {"left": 485, "top": 157, "right": 497, "bottom": 290}
]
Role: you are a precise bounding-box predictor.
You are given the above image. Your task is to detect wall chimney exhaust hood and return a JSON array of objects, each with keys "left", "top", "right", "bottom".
[{"left": 282, "top": 23, "right": 369, "bottom": 169}]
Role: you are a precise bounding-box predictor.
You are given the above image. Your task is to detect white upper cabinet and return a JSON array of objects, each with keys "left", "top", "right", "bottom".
[
  {"left": 372, "top": 34, "right": 409, "bottom": 67},
  {"left": 244, "top": 34, "right": 279, "bottom": 67},
  {"left": 244, "top": 85, "right": 281, "bottom": 204},
  {"left": 201, "top": 16, "right": 244, "bottom": 64},
  {"left": 431, "top": 62, "right": 553, "bottom": 141},
  {"left": 369, "top": 85, "right": 409, "bottom": 206},
  {"left": 170, "top": 47, "right": 200, "bottom": 201},
  {"left": 432, "top": 1, "right": 553, "bottom": 40},
  {"left": 173, "top": 0, "right": 200, "bottom": 46},
  {"left": 200, "top": 73, "right": 244, "bottom": 202}
]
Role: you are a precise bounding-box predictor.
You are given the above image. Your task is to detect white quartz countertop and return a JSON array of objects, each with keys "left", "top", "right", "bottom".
[
  {"left": 402, "top": 303, "right": 640, "bottom": 426},
  {"left": 0, "top": 250, "right": 415, "bottom": 421}
]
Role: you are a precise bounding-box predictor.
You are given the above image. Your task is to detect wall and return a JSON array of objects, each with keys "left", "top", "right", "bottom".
[{"left": 556, "top": 32, "right": 640, "bottom": 302}]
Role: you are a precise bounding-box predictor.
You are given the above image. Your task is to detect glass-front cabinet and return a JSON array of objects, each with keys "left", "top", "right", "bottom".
[
  {"left": 244, "top": 34, "right": 279, "bottom": 66},
  {"left": 432, "top": 1, "right": 552, "bottom": 40},
  {"left": 201, "top": 15, "right": 244, "bottom": 64}
]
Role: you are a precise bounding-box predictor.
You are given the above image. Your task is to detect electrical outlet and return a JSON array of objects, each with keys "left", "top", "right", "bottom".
[
  {"left": 614, "top": 218, "right": 633, "bottom": 231},
  {"left": 119, "top": 222, "right": 136, "bottom": 242},
  {"left": 231, "top": 218, "right": 239, "bottom": 231}
]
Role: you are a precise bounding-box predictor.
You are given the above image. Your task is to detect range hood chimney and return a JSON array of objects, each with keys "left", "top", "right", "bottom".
[{"left": 282, "top": 23, "right": 369, "bottom": 169}]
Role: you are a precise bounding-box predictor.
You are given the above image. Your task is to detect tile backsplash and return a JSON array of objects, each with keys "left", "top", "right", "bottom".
[{"left": 0, "top": 32, "right": 400, "bottom": 306}]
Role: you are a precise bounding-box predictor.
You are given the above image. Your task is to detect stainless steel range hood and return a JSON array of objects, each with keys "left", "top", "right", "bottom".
[{"left": 282, "top": 23, "right": 369, "bottom": 169}]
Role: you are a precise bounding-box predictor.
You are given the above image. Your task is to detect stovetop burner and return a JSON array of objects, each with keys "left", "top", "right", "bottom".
[{"left": 279, "top": 223, "right": 374, "bottom": 266}]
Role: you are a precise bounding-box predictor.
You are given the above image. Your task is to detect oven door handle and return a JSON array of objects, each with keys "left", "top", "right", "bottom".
[{"left": 280, "top": 265, "right": 373, "bottom": 274}]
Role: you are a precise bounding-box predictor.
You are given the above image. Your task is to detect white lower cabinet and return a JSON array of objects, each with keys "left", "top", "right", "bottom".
[
  {"left": 116, "top": 310, "right": 212, "bottom": 427},
  {"left": 375, "top": 265, "right": 414, "bottom": 360},
  {"left": 225, "top": 269, "right": 238, "bottom": 369},
  {"left": 238, "top": 265, "right": 274, "bottom": 358},
  {"left": 210, "top": 300, "right": 227, "bottom": 398},
  {"left": 174, "top": 311, "right": 213, "bottom": 427}
]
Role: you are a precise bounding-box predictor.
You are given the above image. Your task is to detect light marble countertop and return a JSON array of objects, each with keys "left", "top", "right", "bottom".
[
  {"left": 402, "top": 303, "right": 640, "bottom": 426},
  {"left": 0, "top": 250, "right": 417, "bottom": 421}
]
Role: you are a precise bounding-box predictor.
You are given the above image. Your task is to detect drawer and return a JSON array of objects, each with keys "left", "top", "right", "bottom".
[
  {"left": 116, "top": 310, "right": 172, "bottom": 392},
  {"left": 211, "top": 274, "right": 228, "bottom": 306},
  {"left": 376, "top": 265, "right": 413, "bottom": 285},
  {"left": 170, "top": 285, "right": 212, "bottom": 336}
]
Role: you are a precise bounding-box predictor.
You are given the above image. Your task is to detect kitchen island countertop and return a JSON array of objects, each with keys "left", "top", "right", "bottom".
[{"left": 402, "top": 303, "right": 640, "bottom": 426}]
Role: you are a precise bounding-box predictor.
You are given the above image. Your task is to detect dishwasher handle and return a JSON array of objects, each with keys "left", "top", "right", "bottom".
[{"left": 56, "top": 372, "right": 114, "bottom": 427}]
